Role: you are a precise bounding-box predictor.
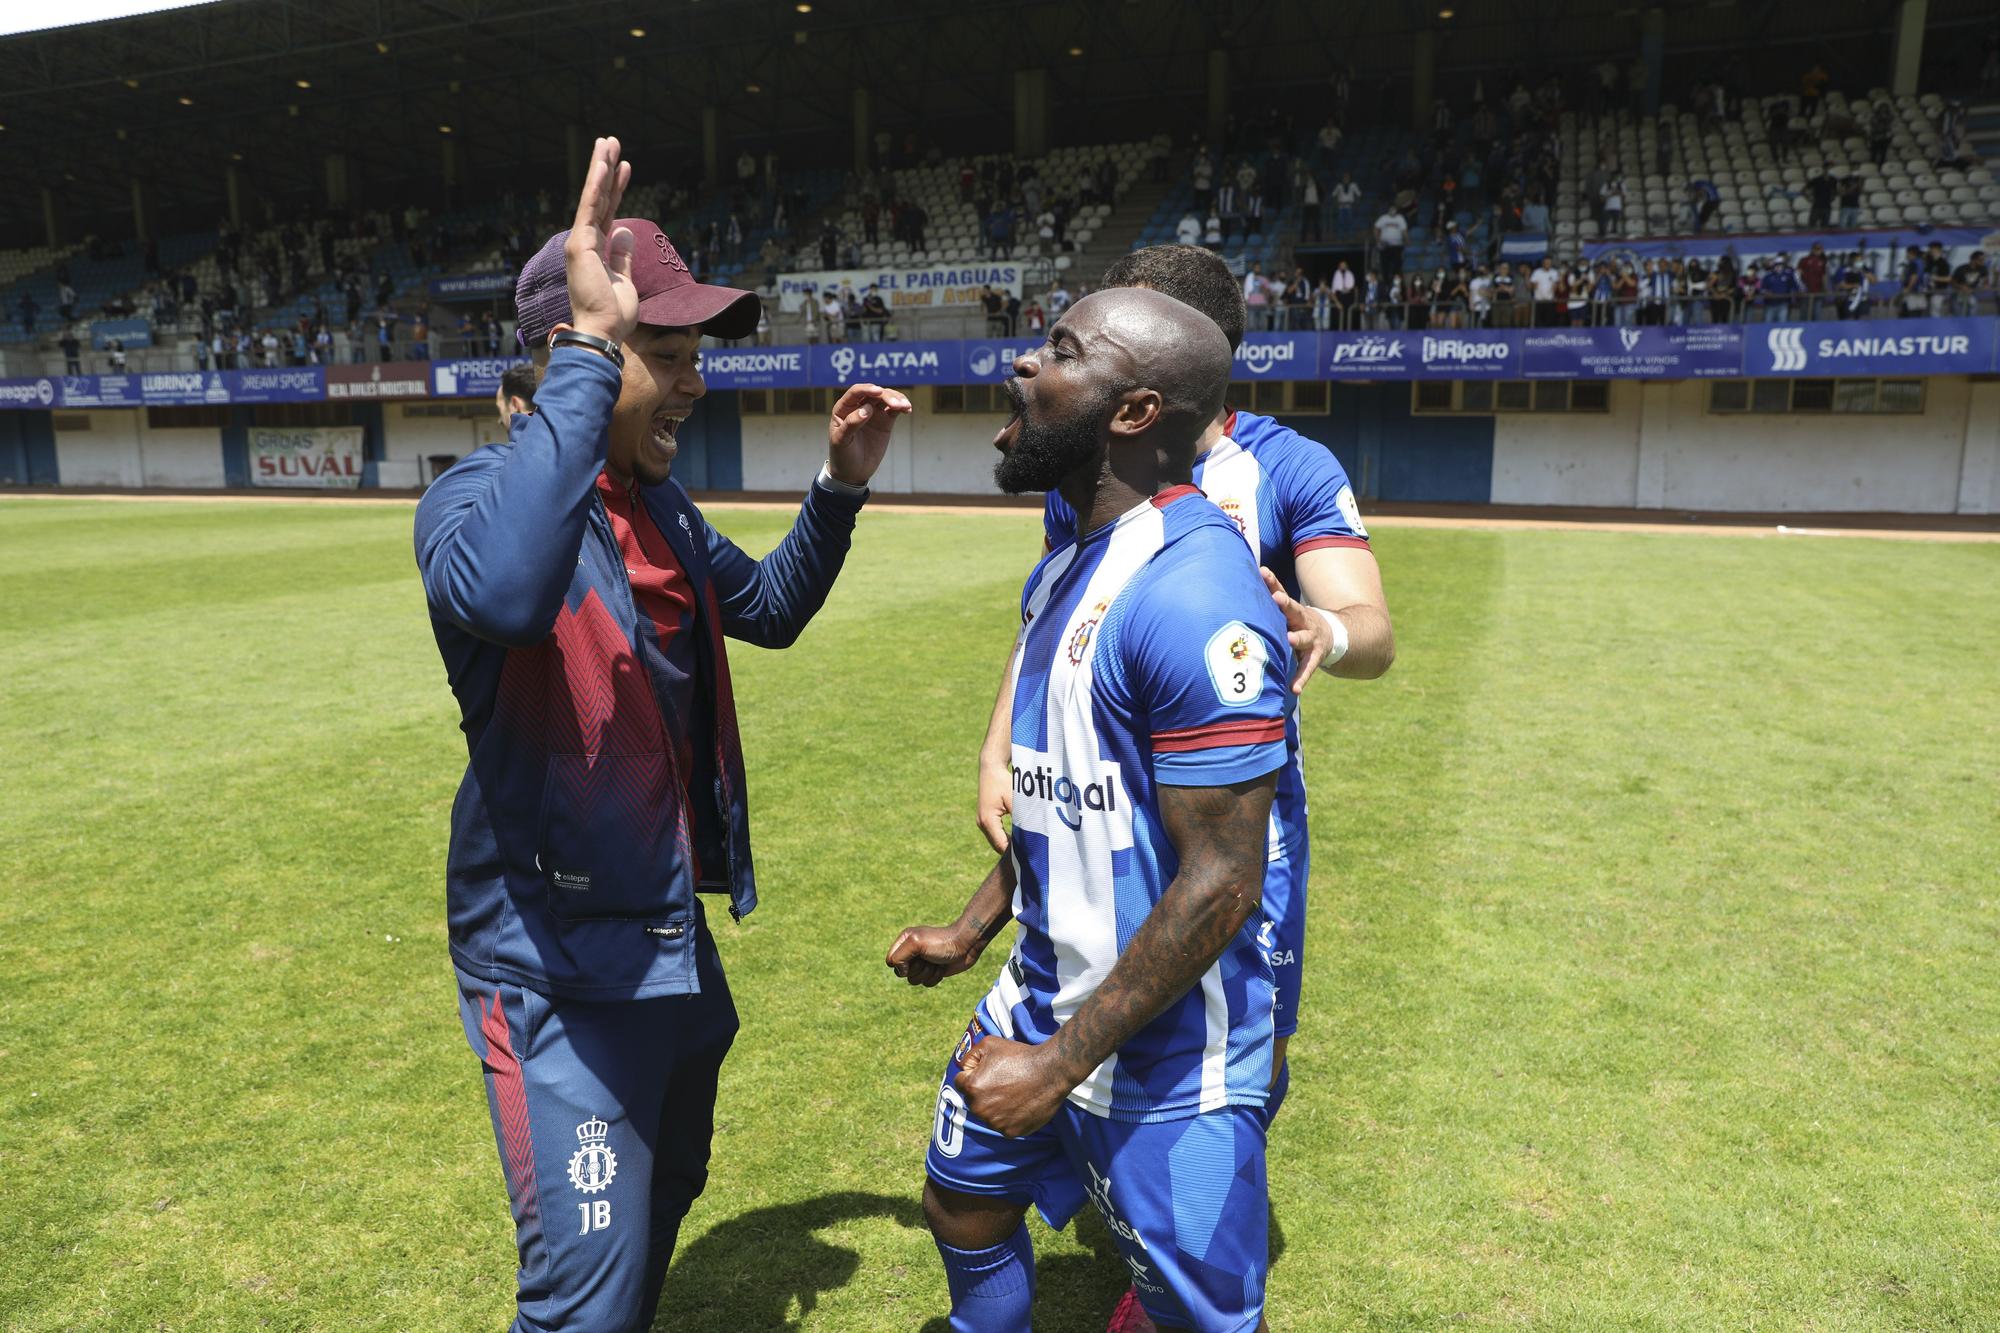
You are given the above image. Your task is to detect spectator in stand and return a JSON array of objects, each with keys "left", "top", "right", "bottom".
[
  {"left": 1215, "top": 182, "right": 1243, "bottom": 243},
  {"left": 818, "top": 220, "right": 839, "bottom": 270},
  {"left": 819, "top": 288, "right": 846, "bottom": 343},
  {"left": 1800, "top": 63, "right": 1830, "bottom": 118},
  {"left": 1490, "top": 262, "right": 1517, "bottom": 326},
  {"left": 1897, "top": 245, "right": 1928, "bottom": 318},
  {"left": 1046, "top": 280, "right": 1072, "bottom": 318},
  {"left": 1687, "top": 178, "right": 1721, "bottom": 233},
  {"left": 1004, "top": 291, "right": 1022, "bottom": 337},
  {"left": 193, "top": 333, "right": 210, "bottom": 371},
  {"left": 1191, "top": 148, "right": 1214, "bottom": 214},
  {"left": 987, "top": 203, "right": 1013, "bottom": 260},
  {"left": 106, "top": 339, "right": 127, "bottom": 372},
  {"left": 1805, "top": 168, "right": 1838, "bottom": 228},
  {"left": 1950, "top": 250, "right": 1989, "bottom": 317},
  {"left": 1284, "top": 267, "right": 1312, "bottom": 330},
  {"left": 1835, "top": 253, "right": 1870, "bottom": 319},
  {"left": 1589, "top": 262, "right": 1616, "bottom": 326},
  {"left": 59, "top": 329, "right": 82, "bottom": 375},
  {"left": 1374, "top": 205, "right": 1407, "bottom": 281},
  {"left": 314, "top": 324, "right": 332, "bottom": 365},
  {"left": 1769, "top": 100, "right": 1795, "bottom": 164},
  {"left": 861, "top": 286, "right": 889, "bottom": 341},
  {"left": 1925, "top": 240, "right": 1953, "bottom": 316},
  {"left": 1600, "top": 172, "right": 1626, "bottom": 236},
  {"left": 1299, "top": 171, "right": 1322, "bottom": 243},
  {"left": 1608, "top": 262, "right": 1640, "bottom": 326},
  {"left": 1330, "top": 260, "right": 1356, "bottom": 327},
  {"left": 1529, "top": 256, "right": 1559, "bottom": 326},
  {"left": 1312, "top": 274, "right": 1334, "bottom": 330},
  {"left": 980, "top": 284, "right": 1006, "bottom": 336},
  {"left": 57, "top": 280, "right": 77, "bottom": 322},
  {"left": 258, "top": 328, "right": 278, "bottom": 366},
  {"left": 1439, "top": 267, "right": 1470, "bottom": 329},
  {"left": 1175, "top": 211, "right": 1202, "bottom": 246},
  {"left": 1234, "top": 156, "right": 1258, "bottom": 198},
  {"left": 1332, "top": 172, "right": 1361, "bottom": 234},
  {"left": 1635, "top": 260, "right": 1663, "bottom": 325},
  {"left": 17, "top": 292, "right": 39, "bottom": 337},
  {"left": 1243, "top": 190, "right": 1265, "bottom": 238},
  {"left": 1023, "top": 297, "right": 1045, "bottom": 335},
  {"left": 411, "top": 316, "right": 430, "bottom": 361},
  {"left": 1868, "top": 101, "right": 1895, "bottom": 166},
  {"left": 1242, "top": 261, "right": 1271, "bottom": 330},
  {"left": 1798, "top": 243, "right": 1828, "bottom": 319},
  {"left": 1468, "top": 266, "right": 1492, "bottom": 328},
  {"left": 1316, "top": 116, "right": 1343, "bottom": 168},
  {"left": 1836, "top": 174, "right": 1863, "bottom": 229},
  {"left": 1361, "top": 269, "right": 1385, "bottom": 328}
]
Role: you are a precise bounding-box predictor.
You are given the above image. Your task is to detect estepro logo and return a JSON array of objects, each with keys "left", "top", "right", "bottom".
[
  {"left": 1328, "top": 336, "right": 1404, "bottom": 364},
  {"left": 1768, "top": 327, "right": 1807, "bottom": 371},
  {"left": 1422, "top": 337, "right": 1511, "bottom": 364},
  {"left": 705, "top": 350, "right": 802, "bottom": 375},
  {"left": 0, "top": 379, "right": 55, "bottom": 406},
  {"left": 1236, "top": 339, "right": 1300, "bottom": 374}
]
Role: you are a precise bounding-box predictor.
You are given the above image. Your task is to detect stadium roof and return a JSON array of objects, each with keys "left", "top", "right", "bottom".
[{"left": 1, "top": 0, "right": 1993, "bottom": 248}]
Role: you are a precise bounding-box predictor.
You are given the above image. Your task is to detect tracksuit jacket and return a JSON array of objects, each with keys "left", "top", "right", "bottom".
[{"left": 414, "top": 346, "right": 865, "bottom": 1001}]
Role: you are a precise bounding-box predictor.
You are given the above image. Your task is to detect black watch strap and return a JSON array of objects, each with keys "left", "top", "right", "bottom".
[{"left": 549, "top": 329, "right": 626, "bottom": 369}]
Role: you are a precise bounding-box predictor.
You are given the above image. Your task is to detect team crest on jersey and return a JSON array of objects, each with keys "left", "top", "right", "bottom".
[
  {"left": 953, "top": 1018, "right": 981, "bottom": 1067},
  {"left": 568, "top": 1116, "right": 618, "bottom": 1194},
  {"left": 1218, "top": 496, "right": 1247, "bottom": 536},
  {"left": 1066, "top": 599, "right": 1111, "bottom": 664}
]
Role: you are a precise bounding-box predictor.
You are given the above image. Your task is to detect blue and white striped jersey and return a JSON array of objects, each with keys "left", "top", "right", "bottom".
[
  {"left": 981, "top": 485, "right": 1295, "bottom": 1122},
  {"left": 1045, "top": 411, "right": 1369, "bottom": 863}
]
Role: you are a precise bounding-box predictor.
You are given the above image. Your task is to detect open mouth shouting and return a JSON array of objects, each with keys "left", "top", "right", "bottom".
[
  {"left": 651, "top": 407, "right": 691, "bottom": 455},
  {"left": 994, "top": 377, "right": 1026, "bottom": 452}
]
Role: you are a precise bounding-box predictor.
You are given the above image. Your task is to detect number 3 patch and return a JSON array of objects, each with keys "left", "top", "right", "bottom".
[{"left": 1204, "top": 621, "right": 1266, "bottom": 707}]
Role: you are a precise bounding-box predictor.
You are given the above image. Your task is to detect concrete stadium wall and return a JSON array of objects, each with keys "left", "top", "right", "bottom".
[
  {"left": 737, "top": 387, "right": 993, "bottom": 494},
  {"left": 55, "top": 411, "right": 226, "bottom": 488},
  {"left": 1494, "top": 377, "right": 2000, "bottom": 514}
]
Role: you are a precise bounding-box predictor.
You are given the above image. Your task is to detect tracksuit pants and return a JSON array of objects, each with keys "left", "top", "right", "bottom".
[{"left": 455, "top": 917, "right": 738, "bottom": 1332}]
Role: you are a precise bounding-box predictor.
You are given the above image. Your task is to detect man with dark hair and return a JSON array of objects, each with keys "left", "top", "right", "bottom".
[
  {"left": 974, "top": 244, "right": 1395, "bottom": 1332},
  {"left": 890, "top": 286, "right": 1290, "bottom": 1332},
  {"left": 494, "top": 363, "right": 537, "bottom": 424},
  {"left": 415, "top": 137, "right": 909, "bottom": 1333}
]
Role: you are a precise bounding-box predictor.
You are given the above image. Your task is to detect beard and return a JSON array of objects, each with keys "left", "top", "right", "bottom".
[{"left": 992, "top": 379, "right": 1110, "bottom": 495}]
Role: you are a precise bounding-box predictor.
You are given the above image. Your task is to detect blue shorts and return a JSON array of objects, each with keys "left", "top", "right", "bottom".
[
  {"left": 1259, "top": 838, "right": 1309, "bottom": 1039},
  {"left": 925, "top": 1015, "right": 1269, "bottom": 1331}
]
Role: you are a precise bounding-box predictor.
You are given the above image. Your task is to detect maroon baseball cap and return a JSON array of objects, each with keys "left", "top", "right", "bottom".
[{"left": 513, "top": 217, "right": 760, "bottom": 347}]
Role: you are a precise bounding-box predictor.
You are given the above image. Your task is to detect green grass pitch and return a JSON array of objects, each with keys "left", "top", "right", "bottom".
[{"left": 1, "top": 496, "right": 1997, "bottom": 1331}]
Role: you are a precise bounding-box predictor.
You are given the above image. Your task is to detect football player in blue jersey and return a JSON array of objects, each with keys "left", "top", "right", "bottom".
[
  {"left": 976, "top": 244, "right": 1395, "bottom": 1331},
  {"left": 889, "top": 286, "right": 1292, "bottom": 1331}
]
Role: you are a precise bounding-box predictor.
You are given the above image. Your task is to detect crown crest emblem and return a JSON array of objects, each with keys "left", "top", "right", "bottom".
[
  {"left": 576, "top": 1116, "right": 609, "bottom": 1145},
  {"left": 568, "top": 1115, "right": 618, "bottom": 1194}
]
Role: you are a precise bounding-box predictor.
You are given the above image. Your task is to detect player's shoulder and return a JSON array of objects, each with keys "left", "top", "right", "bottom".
[
  {"left": 1144, "top": 490, "right": 1268, "bottom": 589},
  {"left": 1228, "top": 410, "right": 1340, "bottom": 474}
]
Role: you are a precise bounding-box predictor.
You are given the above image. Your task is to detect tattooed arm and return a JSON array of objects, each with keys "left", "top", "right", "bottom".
[
  {"left": 954, "top": 772, "right": 1277, "bottom": 1137},
  {"left": 886, "top": 854, "right": 1017, "bottom": 987}
]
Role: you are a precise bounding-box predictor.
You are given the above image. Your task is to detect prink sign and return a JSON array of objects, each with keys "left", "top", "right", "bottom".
[{"left": 1322, "top": 334, "right": 1410, "bottom": 377}]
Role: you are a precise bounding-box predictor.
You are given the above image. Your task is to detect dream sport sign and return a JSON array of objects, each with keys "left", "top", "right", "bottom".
[
  {"left": 251, "top": 426, "right": 364, "bottom": 489},
  {"left": 776, "top": 263, "right": 1023, "bottom": 313}
]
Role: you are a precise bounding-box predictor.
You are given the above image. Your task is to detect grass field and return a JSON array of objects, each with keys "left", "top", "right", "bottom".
[{"left": 2, "top": 495, "right": 1997, "bottom": 1332}]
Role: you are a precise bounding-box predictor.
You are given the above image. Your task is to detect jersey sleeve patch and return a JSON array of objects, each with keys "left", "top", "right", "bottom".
[
  {"left": 1334, "top": 484, "right": 1368, "bottom": 538},
  {"left": 1203, "top": 620, "right": 1266, "bottom": 708}
]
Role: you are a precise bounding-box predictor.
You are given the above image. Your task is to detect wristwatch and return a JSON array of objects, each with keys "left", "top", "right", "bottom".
[{"left": 549, "top": 329, "right": 625, "bottom": 369}]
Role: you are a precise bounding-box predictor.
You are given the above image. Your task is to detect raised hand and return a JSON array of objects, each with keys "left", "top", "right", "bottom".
[
  {"left": 1260, "top": 566, "right": 1329, "bottom": 693},
  {"left": 826, "top": 383, "right": 913, "bottom": 488},
  {"left": 564, "top": 136, "right": 638, "bottom": 346}
]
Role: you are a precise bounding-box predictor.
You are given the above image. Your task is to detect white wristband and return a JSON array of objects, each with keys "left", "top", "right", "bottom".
[
  {"left": 816, "top": 463, "right": 869, "bottom": 497},
  {"left": 1311, "top": 606, "right": 1349, "bottom": 671}
]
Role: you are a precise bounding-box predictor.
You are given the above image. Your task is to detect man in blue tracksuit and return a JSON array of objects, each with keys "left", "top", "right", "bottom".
[{"left": 414, "top": 137, "right": 911, "bottom": 1332}]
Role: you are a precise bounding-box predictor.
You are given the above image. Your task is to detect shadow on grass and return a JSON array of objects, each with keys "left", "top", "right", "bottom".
[{"left": 654, "top": 1190, "right": 926, "bottom": 1331}]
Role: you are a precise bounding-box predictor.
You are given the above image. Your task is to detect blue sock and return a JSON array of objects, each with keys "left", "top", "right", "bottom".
[
  {"left": 937, "top": 1222, "right": 1034, "bottom": 1332},
  {"left": 1260, "top": 1057, "right": 1291, "bottom": 1132}
]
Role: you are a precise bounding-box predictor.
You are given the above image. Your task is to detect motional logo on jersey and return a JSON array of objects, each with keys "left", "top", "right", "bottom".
[
  {"left": 568, "top": 1116, "right": 618, "bottom": 1194},
  {"left": 1009, "top": 745, "right": 1134, "bottom": 844},
  {"left": 1206, "top": 621, "right": 1266, "bottom": 706},
  {"left": 1065, "top": 599, "right": 1110, "bottom": 664},
  {"left": 1334, "top": 483, "right": 1368, "bottom": 538}
]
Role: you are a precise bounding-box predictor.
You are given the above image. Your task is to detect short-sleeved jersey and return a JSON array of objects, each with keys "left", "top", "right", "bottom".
[
  {"left": 981, "top": 486, "right": 1295, "bottom": 1122},
  {"left": 1043, "top": 411, "right": 1369, "bottom": 860}
]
